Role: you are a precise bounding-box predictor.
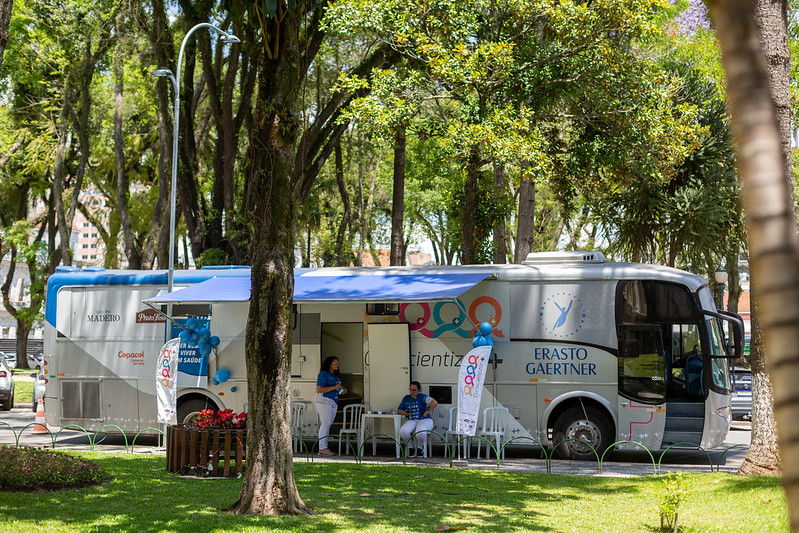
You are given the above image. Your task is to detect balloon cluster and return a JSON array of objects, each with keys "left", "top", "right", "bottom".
[
  {"left": 472, "top": 321, "right": 494, "bottom": 348},
  {"left": 178, "top": 317, "right": 220, "bottom": 357}
]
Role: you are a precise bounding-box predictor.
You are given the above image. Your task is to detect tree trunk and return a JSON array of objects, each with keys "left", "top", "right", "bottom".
[
  {"left": 740, "top": 297, "right": 781, "bottom": 475},
  {"left": 14, "top": 321, "right": 30, "bottom": 371},
  {"left": 230, "top": 7, "right": 310, "bottom": 517},
  {"left": 114, "top": 12, "right": 141, "bottom": 269},
  {"left": 708, "top": 0, "right": 799, "bottom": 527},
  {"left": 139, "top": 0, "right": 173, "bottom": 269},
  {"left": 334, "top": 139, "right": 351, "bottom": 265},
  {"left": 493, "top": 162, "right": 507, "bottom": 264},
  {"left": 736, "top": 0, "right": 789, "bottom": 477},
  {"left": 52, "top": 75, "right": 74, "bottom": 266},
  {"left": 515, "top": 169, "right": 535, "bottom": 264},
  {"left": 390, "top": 126, "right": 406, "bottom": 266},
  {"left": 0, "top": 0, "right": 12, "bottom": 69},
  {"left": 462, "top": 148, "right": 480, "bottom": 264}
]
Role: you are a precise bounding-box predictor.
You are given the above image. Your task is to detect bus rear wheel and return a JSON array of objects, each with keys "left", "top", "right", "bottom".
[
  {"left": 177, "top": 398, "right": 217, "bottom": 425},
  {"left": 552, "top": 406, "right": 612, "bottom": 460}
]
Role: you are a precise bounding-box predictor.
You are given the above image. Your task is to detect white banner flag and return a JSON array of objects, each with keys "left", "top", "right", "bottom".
[
  {"left": 456, "top": 345, "right": 492, "bottom": 436},
  {"left": 156, "top": 337, "right": 180, "bottom": 425}
]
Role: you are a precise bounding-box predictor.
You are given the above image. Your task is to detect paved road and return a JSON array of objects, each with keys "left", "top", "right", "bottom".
[{"left": 0, "top": 406, "right": 750, "bottom": 475}]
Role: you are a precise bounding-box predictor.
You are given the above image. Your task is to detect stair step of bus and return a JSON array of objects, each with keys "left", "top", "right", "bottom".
[
  {"left": 661, "top": 431, "right": 703, "bottom": 447},
  {"left": 665, "top": 401, "right": 705, "bottom": 417},
  {"left": 664, "top": 416, "right": 704, "bottom": 432}
]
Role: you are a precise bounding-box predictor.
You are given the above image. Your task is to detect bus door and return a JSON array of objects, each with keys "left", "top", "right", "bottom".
[{"left": 617, "top": 324, "right": 667, "bottom": 448}]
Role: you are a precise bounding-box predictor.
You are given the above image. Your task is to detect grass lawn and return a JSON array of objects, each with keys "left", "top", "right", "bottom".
[
  {"left": 0, "top": 454, "right": 789, "bottom": 532},
  {"left": 10, "top": 369, "right": 35, "bottom": 405},
  {"left": 11, "top": 381, "right": 32, "bottom": 405}
]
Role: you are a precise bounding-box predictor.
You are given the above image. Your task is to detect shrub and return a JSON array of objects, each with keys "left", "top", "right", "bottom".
[
  {"left": 0, "top": 445, "right": 108, "bottom": 491},
  {"left": 659, "top": 471, "right": 689, "bottom": 532}
]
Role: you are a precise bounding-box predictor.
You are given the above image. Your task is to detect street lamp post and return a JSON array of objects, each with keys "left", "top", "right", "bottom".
[
  {"left": 714, "top": 268, "right": 728, "bottom": 311},
  {"left": 152, "top": 23, "right": 239, "bottom": 295}
]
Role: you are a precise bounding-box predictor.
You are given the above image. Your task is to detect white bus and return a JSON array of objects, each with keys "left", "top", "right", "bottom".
[{"left": 43, "top": 252, "right": 743, "bottom": 459}]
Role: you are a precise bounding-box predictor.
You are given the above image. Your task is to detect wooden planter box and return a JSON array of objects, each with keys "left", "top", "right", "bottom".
[{"left": 166, "top": 425, "right": 246, "bottom": 477}]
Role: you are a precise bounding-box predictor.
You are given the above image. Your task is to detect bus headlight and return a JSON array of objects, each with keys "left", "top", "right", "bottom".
[{"left": 715, "top": 406, "right": 731, "bottom": 421}]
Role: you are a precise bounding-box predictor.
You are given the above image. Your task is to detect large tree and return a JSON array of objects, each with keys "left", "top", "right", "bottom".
[
  {"left": 737, "top": 0, "right": 790, "bottom": 477},
  {"left": 708, "top": 0, "right": 799, "bottom": 527},
  {"left": 225, "top": 0, "right": 398, "bottom": 513}
]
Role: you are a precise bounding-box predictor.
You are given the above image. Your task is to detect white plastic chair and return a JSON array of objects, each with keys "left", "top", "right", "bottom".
[
  {"left": 290, "top": 401, "right": 305, "bottom": 453},
  {"left": 445, "top": 405, "right": 469, "bottom": 459},
  {"left": 477, "top": 406, "right": 509, "bottom": 459},
  {"left": 338, "top": 403, "right": 365, "bottom": 455}
]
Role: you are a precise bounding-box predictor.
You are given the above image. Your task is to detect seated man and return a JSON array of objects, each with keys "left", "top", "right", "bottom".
[{"left": 397, "top": 381, "right": 438, "bottom": 457}]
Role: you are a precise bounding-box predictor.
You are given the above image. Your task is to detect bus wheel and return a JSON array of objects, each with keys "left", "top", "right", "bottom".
[
  {"left": 552, "top": 406, "right": 612, "bottom": 461},
  {"left": 177, "top": 398, "right": 216, "bottom": 425}
]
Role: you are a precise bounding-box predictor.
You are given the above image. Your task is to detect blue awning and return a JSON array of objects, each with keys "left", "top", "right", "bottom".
[
  {"left": 143, "top": 276, "right": 251, "bottom": 305},
  {"left": 143, "top": 271, "right": 489, "bottom": 305},
  {"left": 293, "top": 272, "right": 489, "bottom": 302}
]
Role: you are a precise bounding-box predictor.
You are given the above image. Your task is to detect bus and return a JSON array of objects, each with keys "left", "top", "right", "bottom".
[{"left": 42, "top": 252, "right": 744, "bottom": 459}]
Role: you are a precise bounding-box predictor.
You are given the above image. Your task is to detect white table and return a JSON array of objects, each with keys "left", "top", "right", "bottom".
[{"left": 358, "top": 412, "right": 403, "bottom": 458}]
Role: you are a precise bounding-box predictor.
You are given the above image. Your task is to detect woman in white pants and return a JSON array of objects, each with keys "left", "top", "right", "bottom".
[
  {"left": 316, "top": 356, "right": 346, "bottom": 456},
  {"left": 397, "top": 381, "right": 438, "bottom": 457}
]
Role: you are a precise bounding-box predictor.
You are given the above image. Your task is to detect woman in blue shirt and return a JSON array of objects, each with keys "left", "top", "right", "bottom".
[
  {"left": 316, "top": 356, "right": 346, "bottom": 456},
  {"left": 397, "top": 380, "right": 437, "bottom": 457}
]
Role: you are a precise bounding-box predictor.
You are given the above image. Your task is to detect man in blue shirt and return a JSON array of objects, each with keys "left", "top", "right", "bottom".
[{"left": 397, "top": 381, "right": 438, "bottom": 457}]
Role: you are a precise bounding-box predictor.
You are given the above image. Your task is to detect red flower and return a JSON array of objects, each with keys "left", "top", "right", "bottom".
[{"left": 191, "top": 408, "right": 247, "bottom": 430}]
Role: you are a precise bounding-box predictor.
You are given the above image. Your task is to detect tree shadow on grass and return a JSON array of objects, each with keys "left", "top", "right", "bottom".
[{"left": 0, "top": 455, "right": 785, "bottom": 532}]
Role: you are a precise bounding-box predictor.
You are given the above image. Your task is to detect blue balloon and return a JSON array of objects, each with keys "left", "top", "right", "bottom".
[
  {"left": 198, "top": 340, "right": 212, "bottom": 356},
  {"left": 476, "top": 335, "right": 490, "bottom": 347},
  {"left": 480, "top": 321, "right": 493, "bottom": 337},
  {"left": 212, "top": 368, "right": 230, "bottom": 385},
  {"left": 197, "top": 327, "right": 211, "bottom": 342},
  {"left": 179, "top": 330, "right": 191, "bottom": 344},
  {"left": 472, "top": 335, "right": 481, "bottom": 348},
  {"left": 186, "top": 317, "right": 199, "bottom": 331},
  {"left": 209, "top": 335, "right": 220, "bottom": 347}
]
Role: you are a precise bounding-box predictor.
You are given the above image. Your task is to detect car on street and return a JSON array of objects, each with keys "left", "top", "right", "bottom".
[
  {"left": 731, "top": 367, "right": 752, "bottom": 420},
  {"left": 31, "top": 372, "right": 45, "bottom": 412},
  {"left": 0, "top": 358, "right": 14, "bottom": 410},
  {"left": 27, "top": 354, "right": 43, "bottom": 371},
  {"left": 0, "top": 352, "right": 15, "bottom": 369}
]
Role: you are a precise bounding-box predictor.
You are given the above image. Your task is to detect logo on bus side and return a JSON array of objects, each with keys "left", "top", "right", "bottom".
[
  {"left": 87, "top": 309, "right": 121, "bottom": 323},
  {"left": 526, "top": 346, "right": 597, "bottom": 376},
  {"left": 539, "top": 293, "right": 585, "bottom": 338},
  {"left": 118, "top": 350, "right": 145, "bottom": 365},
  {"left": 399, "top": 297, "right": 505, "bottom": 339},
  {"left": 136, "top": 309, "right": 165, "bottom": 324}
]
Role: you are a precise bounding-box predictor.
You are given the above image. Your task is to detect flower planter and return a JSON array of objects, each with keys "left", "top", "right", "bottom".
[{"left": 166, "top": 425, "right": 246, "bottom": 477}]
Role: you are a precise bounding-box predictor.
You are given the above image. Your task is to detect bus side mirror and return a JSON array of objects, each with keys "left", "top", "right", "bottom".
[{"left": 719, "top": 311, "right": 745, "bottom": 358}]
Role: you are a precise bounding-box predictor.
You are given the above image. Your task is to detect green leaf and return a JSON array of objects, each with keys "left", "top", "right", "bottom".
[{"left": 263, "top": 0, "right": 278, "bottom": 16}]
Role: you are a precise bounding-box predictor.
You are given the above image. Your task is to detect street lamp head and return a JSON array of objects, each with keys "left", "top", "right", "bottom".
[
  {"left": 221, "top": 33, "right": 240, "bottom": 45},
  {"left": 714, "top": 268, "right": 728, "bottom": 285},
  {"left": 151, "top": 67, "right": 174, "bottom": 78}
]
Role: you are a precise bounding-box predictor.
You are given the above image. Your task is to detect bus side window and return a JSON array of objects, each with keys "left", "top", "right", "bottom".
[
  {"left": 618, "top": 327, "right": 666, "bottom": 402},
  {"left": 668, "top": 323, "right": 704, "bottom": 398}
]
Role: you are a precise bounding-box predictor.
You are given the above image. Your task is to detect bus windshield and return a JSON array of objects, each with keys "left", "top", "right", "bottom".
[{"left": 706, "top": 316, "right": 731, "bottom": 391}]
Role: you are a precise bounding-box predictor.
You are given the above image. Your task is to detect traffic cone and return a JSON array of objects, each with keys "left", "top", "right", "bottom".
[{"left": 33, "top": 397, "right": 47, "bottom": 434}]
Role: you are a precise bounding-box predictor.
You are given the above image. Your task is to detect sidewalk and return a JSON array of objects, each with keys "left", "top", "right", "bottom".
[{"left": 0, "top": 406, "right": 750, "bottom": 476}]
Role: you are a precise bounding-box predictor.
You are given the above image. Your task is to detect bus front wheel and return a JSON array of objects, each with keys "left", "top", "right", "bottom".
[
  {"left": 177, "top": 398, "right": 217, "bottom": 425},
  {"left": 552, "top": 406, "right": 612, "bottom": 460}
]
